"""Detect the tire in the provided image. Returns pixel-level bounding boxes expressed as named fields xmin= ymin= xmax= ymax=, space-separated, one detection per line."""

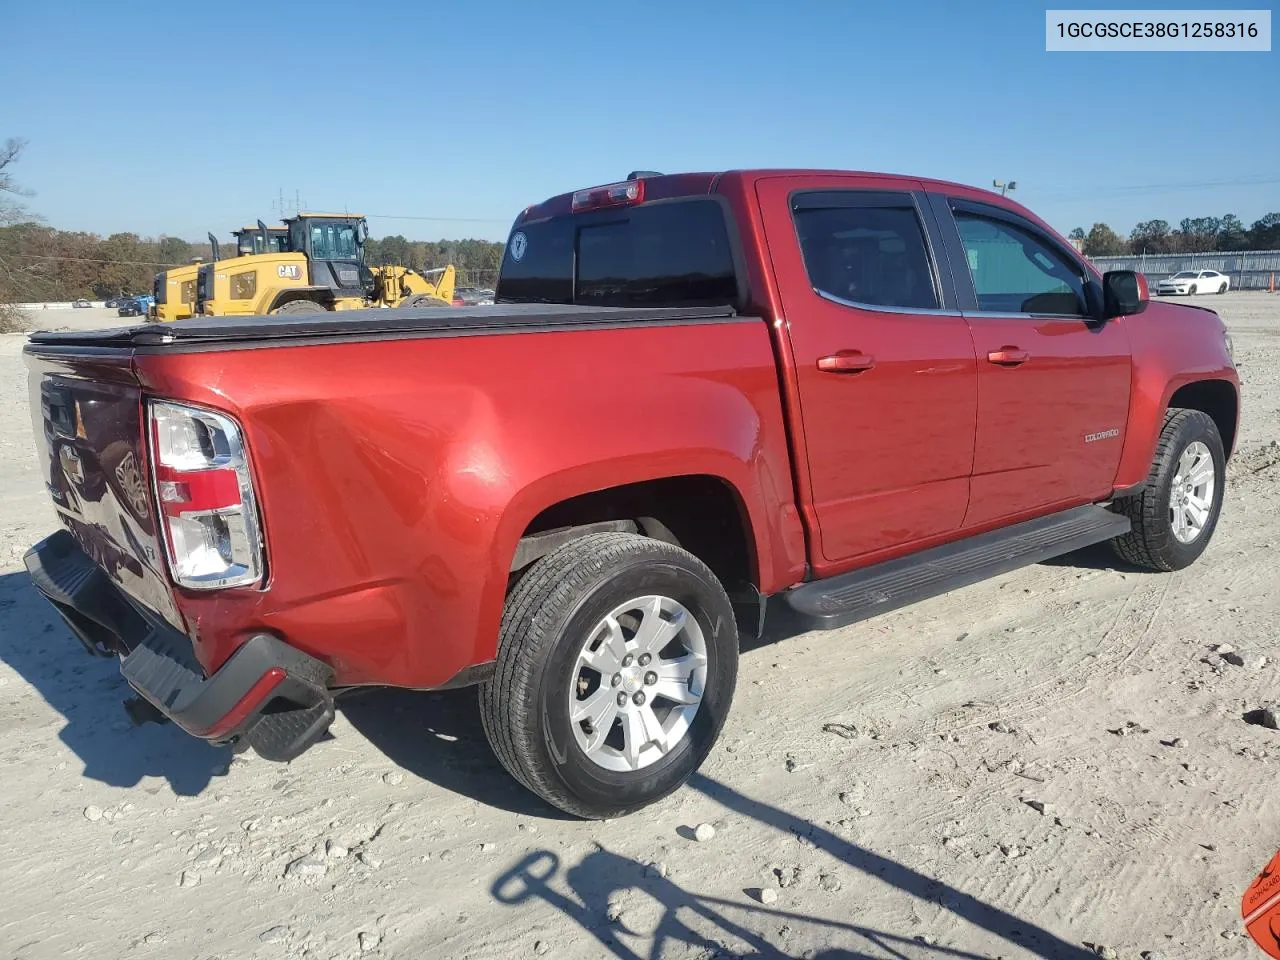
xmin=479 ymin=532 xmax=738 ymax=819
xmin=399 ymin=293 xmax=449 ymax=309
xmin=1110 ymin=409 xmax=1225 ymax=571
xmin=1188 ymin=284 xmax=1197 ymax=295
xmin=270 ymin=299 xmax=327 ymax=315
xmin=1219 ymin=283 xmax=1228 ymax=294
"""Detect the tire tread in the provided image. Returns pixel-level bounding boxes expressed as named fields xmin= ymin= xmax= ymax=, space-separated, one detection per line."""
xmin=1110 ymin=408 xmax=1221 ymax=571
xmin=479 ymin=532 xmax=730 ymax=818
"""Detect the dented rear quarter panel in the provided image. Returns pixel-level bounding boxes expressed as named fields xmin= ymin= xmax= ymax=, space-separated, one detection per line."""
xmin=133 ymin=318 xmax=802 ymax=687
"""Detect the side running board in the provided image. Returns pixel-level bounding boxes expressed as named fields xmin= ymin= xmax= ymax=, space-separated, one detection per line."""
xmin=783 ymin=504 xmax=1131 ymax=631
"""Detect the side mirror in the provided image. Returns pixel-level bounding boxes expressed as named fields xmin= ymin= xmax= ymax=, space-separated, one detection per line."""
xmin=357 ymin=220 xmax=370 ymax=244
xmin=1102 ymin=270 xmax=1148 ymax=318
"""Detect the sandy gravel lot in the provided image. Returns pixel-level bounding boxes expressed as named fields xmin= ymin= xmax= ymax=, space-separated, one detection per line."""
xmin=1 ymin=296 xmax=1279 ymax=960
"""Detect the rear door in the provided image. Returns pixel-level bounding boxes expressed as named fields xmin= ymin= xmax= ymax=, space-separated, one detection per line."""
xmin=756 ymin=176 xmax=978 ymax=566
xmin=927 ymin=194 xmax=1132 ymax=527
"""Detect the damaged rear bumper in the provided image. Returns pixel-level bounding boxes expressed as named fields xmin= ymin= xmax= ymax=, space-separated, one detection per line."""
xmin=24 ymin=530 xmax=334 ymax=761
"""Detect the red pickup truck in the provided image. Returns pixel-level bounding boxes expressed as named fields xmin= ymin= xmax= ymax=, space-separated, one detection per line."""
xmin=23 ymin=170 xmax=1239 ymax=819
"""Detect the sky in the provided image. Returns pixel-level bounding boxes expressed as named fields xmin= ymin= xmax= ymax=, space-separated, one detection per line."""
xmin=2 ymin=0 xmax=1277 ymax=244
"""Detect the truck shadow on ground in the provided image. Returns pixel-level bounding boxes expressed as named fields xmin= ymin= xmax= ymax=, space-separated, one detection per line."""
xmin=339 ymin=685 xmax=574 ymax=819
xmin=1038 ymin=541 xmax=1144 ymax=573
xmin=342 ymin=696 xmax=1098 ymax=957
xmin=0 ymin=571 xmax=231 ymax=797
xmin=492 ymin=845 xmax=987 ymax=960
xmin=486 ymin=777 xmax=1100 ymax=960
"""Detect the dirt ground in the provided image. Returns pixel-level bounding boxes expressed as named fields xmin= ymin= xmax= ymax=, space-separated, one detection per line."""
xmin=2 ymin=295 xmax=1279 ymax=960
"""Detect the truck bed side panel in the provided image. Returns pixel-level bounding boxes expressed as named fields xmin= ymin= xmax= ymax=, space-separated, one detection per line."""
xmin=132 ymin=316 xmax=800 ymax=687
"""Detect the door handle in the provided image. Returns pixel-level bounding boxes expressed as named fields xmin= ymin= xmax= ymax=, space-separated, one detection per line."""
xmin=987 ymin=347 xmax=1030 ymax=366
xmin=817 ymin=351 xmax=875 ymax=373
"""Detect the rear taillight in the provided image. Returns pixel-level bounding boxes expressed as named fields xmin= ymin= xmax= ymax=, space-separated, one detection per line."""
xmin=147 ymin=400 xmax=264 ymax=590
xmin=571 ymin=179 xmax=644 ymax=212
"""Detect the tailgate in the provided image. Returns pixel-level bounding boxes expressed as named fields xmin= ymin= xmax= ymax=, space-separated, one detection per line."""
xmin=26 ymin=346 xmax=182 ymax=631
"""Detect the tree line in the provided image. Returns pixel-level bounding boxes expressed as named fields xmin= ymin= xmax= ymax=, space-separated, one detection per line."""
xmin=1070 ymin=213 xmax=1280 ymax=258
xmin=0 ymin=224 xmax=216 ymax=302
xmin=0 ymin=223 xmax=506 ymax=303
xmin=0 ymin=139 xmax=504 ymax=309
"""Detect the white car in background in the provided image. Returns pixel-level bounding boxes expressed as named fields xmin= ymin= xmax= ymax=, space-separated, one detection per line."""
xmin=1157 ymin=269 xmax=1230 ymax=296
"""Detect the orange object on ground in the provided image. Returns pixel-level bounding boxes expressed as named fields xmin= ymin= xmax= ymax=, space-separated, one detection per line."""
xmin=1243 ymin=849 xmax=1280 ymax=956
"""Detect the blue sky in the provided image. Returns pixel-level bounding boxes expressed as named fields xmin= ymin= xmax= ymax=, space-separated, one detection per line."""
xmin=3 ymin=0 xmax=1276 ymax=243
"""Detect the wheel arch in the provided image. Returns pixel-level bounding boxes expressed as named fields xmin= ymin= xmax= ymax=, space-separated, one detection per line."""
xmin=474 ymin=466 xmax=776 ymax=665
xmin=1115 ymin=374 xmax=1240 ymax=493
xmin=1168 ymin=378 xmax=1238 ymax=459
xmin=511 ymin=473 xmax=760 ymax=591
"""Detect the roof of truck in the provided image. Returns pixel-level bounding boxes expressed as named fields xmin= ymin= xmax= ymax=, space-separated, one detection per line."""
xmin=516 ymin=169 xmax=1050 ymax=239
xmin=519 ymin=169 xmax=1027 ymax=222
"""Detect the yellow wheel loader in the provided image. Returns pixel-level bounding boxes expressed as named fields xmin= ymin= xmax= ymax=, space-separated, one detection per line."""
xmin=195 ymin=213 xmax=455 ymax=317
xmin=151 ymin=222 xmax=290 ymax=322
xmin=151 ymin=262 xmax=202 ymax=322
xmin=235 ymin=222 xmax=289 ymax=256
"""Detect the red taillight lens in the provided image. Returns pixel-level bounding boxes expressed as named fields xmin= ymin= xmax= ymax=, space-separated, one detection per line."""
xmin=570 ymin=179 xmax=644 ymax=212
xmin=148 ymin=400 xmax=264 ymax=590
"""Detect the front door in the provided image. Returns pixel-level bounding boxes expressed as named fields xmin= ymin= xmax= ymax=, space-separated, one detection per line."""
xmin=757 ymin=176 xmax=978 ymax=566
xmin=934 ymin=196 xmax=1133 ymax=528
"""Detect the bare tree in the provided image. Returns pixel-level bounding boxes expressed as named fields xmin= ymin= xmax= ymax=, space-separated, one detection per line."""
xmin=0 ymin=137 xmax=37 ymax=331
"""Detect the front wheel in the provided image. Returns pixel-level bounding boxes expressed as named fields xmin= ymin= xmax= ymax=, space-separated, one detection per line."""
xmin=1110 ymin=409 xmax=1225 ymax=571
xmin=270 ymin=299 xmax=328 ymax=315
xmin=399 ymin=293 xmax=449 ymax=309
xmin=1188 ymin=284 xmax=1198 ymax=295
xmin=479 ymin=532 xmax=738 ymax=819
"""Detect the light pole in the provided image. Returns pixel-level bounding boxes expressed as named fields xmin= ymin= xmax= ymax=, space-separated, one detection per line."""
xmin=993 ymin=179 xmax=1017 ymax=197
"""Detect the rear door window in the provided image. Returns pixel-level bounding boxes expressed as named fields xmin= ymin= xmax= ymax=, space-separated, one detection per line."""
xmin=791 ymin=192 xmax=939 ymax=310
xmin=497 ymin=199 xmax=738 ymax=307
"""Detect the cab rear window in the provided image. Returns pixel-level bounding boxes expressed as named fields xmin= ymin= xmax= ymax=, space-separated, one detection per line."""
xmin=496 ymin=199 xmax=739 ymax=307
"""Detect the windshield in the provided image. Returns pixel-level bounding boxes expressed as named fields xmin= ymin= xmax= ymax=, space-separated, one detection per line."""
xmin=1172 ymin=271 xmax=1198 ymax=279
xmin=236 ymin=233 xmax=287 ymax=256
xmin=496 ymin=199 xmax=738 ymax=307
xmin=309 ymin=222 xmax=361 ymax=261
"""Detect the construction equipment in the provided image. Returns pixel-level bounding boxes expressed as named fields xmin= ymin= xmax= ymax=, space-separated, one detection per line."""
xmin=151 ymin=261 xmax=202 ymax=322
xmin=235 ymin=221 xmax=289 ymax=256
xmin=195 ymin=212 xmax=455 ymax=316
xmin=151 ymin=221 xmax=290 ymax=322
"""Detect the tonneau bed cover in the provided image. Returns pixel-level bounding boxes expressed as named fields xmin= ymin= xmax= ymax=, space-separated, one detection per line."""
xmin=26 ymin=303 xmax=744 ymax=349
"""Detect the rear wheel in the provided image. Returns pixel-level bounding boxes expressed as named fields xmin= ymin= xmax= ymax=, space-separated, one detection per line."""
xmin=479 ymin=532 xmax=738 ymax=819
xmin=399 ymin=293 xmax=449 ymax=309
xmin=1110 ymin=409 xmax=1225 ymax=571
xmin=1218 ymin=282 xmax=1228 ymax=294
xmin=270 ymin=299 xmax=327 ymax=315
